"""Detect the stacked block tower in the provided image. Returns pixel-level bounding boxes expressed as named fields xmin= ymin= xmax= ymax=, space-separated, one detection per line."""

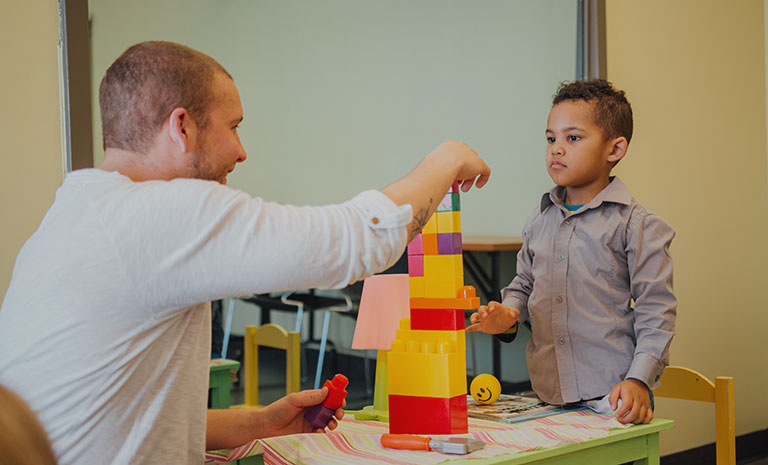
xmin=387 ymin=181 xmax=480 ymax=434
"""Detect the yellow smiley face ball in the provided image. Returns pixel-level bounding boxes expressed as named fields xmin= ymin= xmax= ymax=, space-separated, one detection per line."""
xmin=470 ymin=373 xmax=501 ymax=404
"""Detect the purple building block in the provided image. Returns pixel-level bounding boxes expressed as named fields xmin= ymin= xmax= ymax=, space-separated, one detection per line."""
xmin=437 ymin=232 xmax=462 ymax=255
xmin=304 ymin=404 xmax=336 ymax=429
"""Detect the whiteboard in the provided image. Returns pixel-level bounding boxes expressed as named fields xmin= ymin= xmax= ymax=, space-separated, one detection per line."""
xmin=90 ymin=0 xmax=578 ymax=235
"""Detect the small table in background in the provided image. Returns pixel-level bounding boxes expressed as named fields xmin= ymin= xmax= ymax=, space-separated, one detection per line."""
xmin=462 ymin=235 xmax=524 ymax=381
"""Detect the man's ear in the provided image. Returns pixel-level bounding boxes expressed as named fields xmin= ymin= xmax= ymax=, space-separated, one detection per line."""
xmin=607 ymin=136 xmax=628 ymax=164
xmin=167 ymin=107 xmax=193 ymax=153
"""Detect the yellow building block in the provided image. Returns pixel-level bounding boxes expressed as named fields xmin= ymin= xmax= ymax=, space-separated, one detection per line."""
xmin=436 ymin=211 xmax=462 ymax=233
xmin=388 ymin=326 xmax=467 ymax=398
xmin=424 ymin=280 xmax=456 ymax=299
xmin=388 ymin=350 xmax=466 ymax=398
xmin=422 ymin=213 xmax=437 ymax=234
xmin=409 ymin=276 xmax=425 ymax=298
xmin=424 ymin=255 xmax=463 ymax=296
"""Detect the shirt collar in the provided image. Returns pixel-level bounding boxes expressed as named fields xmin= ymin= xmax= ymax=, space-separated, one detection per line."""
xmin=540 ymin=176 xmax=632 ymax=213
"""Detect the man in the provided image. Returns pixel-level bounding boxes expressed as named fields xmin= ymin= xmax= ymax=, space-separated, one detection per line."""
xmin=0 ymin=41 xmax=490 ymax=464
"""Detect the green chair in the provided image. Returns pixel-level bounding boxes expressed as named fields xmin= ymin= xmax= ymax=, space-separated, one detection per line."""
xmin=209 ymin=358 xmax=240 ymax=409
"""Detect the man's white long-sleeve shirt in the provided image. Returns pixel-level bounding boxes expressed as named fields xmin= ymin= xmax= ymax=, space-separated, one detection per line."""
xmin=0 ymin=168 xmax=411 ymax=464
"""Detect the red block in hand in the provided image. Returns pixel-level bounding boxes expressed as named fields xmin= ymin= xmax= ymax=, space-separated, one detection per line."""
xmin=321 ymin=374 xmax=348 ymax=410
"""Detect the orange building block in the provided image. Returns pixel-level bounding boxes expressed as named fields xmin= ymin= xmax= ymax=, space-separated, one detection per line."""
xmin=410 ymin=286 xmax=480 ymax=309
xmin=410 ymin=296 xmax=479 ymax=309
xmin=422 ymin=233 xmax=439 ymax=255
xmin=388 ymin=394 xmax=468 ymax=434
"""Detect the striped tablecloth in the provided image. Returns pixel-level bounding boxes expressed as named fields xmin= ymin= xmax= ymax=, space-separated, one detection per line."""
xmin=205 ymin=409 xmax=630 ymax=465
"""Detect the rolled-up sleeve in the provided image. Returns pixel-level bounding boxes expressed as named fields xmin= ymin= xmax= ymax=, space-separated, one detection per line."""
xmin=112 ymin=182 xmax=413 ymax=311
xmin=624 ymin=211 xmax=677 ymax=389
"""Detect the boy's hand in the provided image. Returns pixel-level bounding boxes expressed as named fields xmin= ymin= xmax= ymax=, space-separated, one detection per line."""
xmin=466 ymin=301 xmax=519 ymax=334
xmin=609 ymin=379 xmax=653 ymax=425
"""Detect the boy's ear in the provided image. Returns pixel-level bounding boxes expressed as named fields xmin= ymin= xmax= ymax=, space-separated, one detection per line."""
xmin=607 ymin=136 xmax=628 ymax=164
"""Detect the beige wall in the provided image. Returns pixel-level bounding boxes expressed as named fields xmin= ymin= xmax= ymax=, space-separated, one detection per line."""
xmin=0 ymin=1 xmax=64 ymax=299
xmin=607 ymin=0 xmax=768 ymax=456
xmin=4 ymin=0 xmax=768 ymax=457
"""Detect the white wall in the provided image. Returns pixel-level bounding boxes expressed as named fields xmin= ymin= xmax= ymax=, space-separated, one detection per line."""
xmin=88 ymin=0 xmax=578 ymax=383
xmin=89 ymin=0 xmax=576 ymax=235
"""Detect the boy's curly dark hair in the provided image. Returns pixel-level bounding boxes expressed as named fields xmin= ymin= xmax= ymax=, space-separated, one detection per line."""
xmin=553 ymin=79 xmax=633 ymax=143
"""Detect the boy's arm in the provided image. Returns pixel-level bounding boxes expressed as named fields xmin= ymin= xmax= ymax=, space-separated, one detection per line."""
xmin=624 ymin=211 xmax=677 ymax=390
xmin=499 ymin=221 xmax=535 ymax=327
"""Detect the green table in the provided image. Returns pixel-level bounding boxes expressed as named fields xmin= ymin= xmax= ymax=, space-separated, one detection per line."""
xmin=447 ymin=418 xmax=674 ymax=465
xmin=216 ymin=418 xmax=673 ymax=465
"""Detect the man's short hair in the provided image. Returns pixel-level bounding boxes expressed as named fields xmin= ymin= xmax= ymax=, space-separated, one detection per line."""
xmin=99 ymin=41 xmax=231 ymax=153
xmin=552 ymin=79 xmax=633 ymax=143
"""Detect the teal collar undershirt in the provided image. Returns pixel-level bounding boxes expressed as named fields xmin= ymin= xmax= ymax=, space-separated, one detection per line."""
xmin=563 ymin=203 xmax=584 ymax=212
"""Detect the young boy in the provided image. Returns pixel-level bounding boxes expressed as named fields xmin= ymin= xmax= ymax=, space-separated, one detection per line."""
xmin=467 ymin=79 xmax=676 ymax=425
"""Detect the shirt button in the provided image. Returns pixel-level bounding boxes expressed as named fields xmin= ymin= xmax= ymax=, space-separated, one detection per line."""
xmin=558 ymin=337 xmax=565 ymax=345
xmin=565 ymin=218 xmax=571 ymax=225
xmin=556 ymin=296 xmax=563 ymax=304
xmin=371 ymin=217 xmax=380 ymax=225
xmin=557 ymin=253 xmax=565 ymax=261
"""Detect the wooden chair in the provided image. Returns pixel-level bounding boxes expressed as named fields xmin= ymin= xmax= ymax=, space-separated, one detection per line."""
xmin=238 ymin=323 xmax=300 ymax=408
xmin=654 ymin=366 xmax=735 ymax=465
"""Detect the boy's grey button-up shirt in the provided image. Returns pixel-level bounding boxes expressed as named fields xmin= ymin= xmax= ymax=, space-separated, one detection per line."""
xmin=501 ymin=177 xmax=676 ymax=405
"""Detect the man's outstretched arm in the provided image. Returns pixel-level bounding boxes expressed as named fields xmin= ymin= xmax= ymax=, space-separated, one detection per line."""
xmin=205 ymin=388 xmax=343 ymax=450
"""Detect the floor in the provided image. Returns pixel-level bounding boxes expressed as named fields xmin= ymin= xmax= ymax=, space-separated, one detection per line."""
xmin=742 ymin=459 xmax=768 ymax=465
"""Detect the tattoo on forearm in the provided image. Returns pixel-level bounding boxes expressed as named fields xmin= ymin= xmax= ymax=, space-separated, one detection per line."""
xmin=409 ymin=197 xmax=433 ymax=238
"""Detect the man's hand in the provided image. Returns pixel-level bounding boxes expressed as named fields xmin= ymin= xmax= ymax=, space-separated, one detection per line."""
xmin=427 ymin=139 xmax=491 ymax=192
xmin=609 ymin=379 xmax=653 ymax=424
xmin=206 ymin=387 xmax=347 ymax=450
xmin=259 ymin=387 xmax=345 ymax=438
xmin=466 ymin=301 xmax=519 ymax=334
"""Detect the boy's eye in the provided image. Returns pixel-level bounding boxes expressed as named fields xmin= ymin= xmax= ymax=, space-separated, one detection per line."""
xmin=568 ymin=135 xmax=581 ymax=142
xmin=546 ymin=136 xmax=556 ymax=143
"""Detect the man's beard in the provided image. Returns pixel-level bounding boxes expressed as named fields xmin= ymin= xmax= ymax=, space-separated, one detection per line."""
xmin=190 ymin=136 xmax=228 ymax=184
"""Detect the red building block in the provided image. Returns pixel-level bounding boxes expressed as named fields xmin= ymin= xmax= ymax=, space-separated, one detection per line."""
xmin=410 ymin=308 xmax=465 ymax=330
xmin=321 ymin=374 xmax=348 ymax=410
xmin=388 ymin=394 xmax=468 ymax=434
xmin=304 ymin=374 xmax=348 ymax=429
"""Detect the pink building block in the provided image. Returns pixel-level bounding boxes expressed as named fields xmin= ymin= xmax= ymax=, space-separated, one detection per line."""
xmin=407 ymin=235 xmax=423 ymax=256
xmin=408 ymin=255 xmax=424 ymax=277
